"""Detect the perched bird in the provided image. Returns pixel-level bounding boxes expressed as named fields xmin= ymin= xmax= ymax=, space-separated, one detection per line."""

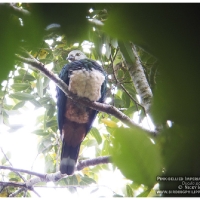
xmin=56 ymin=50 xmax=107 ymax=175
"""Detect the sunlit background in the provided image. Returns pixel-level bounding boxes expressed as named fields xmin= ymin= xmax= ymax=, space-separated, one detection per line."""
xmin=0 ymin=37 xmax=156 ymax=197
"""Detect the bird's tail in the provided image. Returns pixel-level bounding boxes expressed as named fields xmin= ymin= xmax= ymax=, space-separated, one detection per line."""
xmin=60 ymin=141 xmax=80 ymax=175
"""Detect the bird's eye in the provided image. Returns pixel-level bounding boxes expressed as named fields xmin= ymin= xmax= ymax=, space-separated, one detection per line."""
xmin=76 ymin=53 xmax=81 ymax=56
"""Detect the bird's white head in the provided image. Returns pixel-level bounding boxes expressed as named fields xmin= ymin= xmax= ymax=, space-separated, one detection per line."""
xmin=67 ymin=50 xmax=87 ymax=62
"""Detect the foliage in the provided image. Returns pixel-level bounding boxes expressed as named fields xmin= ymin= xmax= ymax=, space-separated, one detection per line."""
xmin=1 ymin=2 xmax=200 ymax=198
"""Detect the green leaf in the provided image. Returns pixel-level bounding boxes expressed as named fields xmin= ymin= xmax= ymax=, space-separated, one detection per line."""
xmin=9 ymin=92 xmax=34 ymax=101
xmin=32 ymin=129 xmax=49 ymax=136
xmin=3 ymin=110 xmax=9 ymax=118
xmin=29 ymin=99 xmax=42 ymax=107
xmin=137 ymin=188 xmax=151 ymax=197
xmin=11 ymin=83 xmax=30 ymax=91
xmin=38 ymin=97 xmax=52 ymax=105
xmin=65 ymin=175 xmax=78 ymax=185
xmin=12 ymin=101 xmax=25 ymax=110
xmin=80 ymin=176 xmax=96 ymax=185
xmin=8 ymin=171 xmax=19 ymax=180
xmin=113 ymin=194 xmax=124 ymax=197
xmin=45 ymin=154 xmax=55 ymax=173
xmin=13 ymin=74 xmax=35 ymax=82
xmin=1 ymin=151 xmax=11 ymax=165
xmin=113 ymin=50 xmax=122 ymax=66
xmin=85 ymin=139 xmax=96 ymax=147
xmin=0 ymin=90 xmax=5 ymax=97
xmin=117 ymin=69 xmax=124 ymax=80
xmin=105 ymin=42 xmax=111 ymax=59
xmin=111 ymin=127 xmax=162 ymax=187
xmin=102 ymin=139 xmax=110 ymax=156
xmin=9 ymin=178 xmax=20 ymax=182
xmin=90 ymin=127 xmax=102 ymax=145
xmin=126 ymin=184 xmax=133 ymax=197
xmin=92 ymin=32 xmax=103 ymax=59
xmin=123 ymin=83 xmax=136 ymax=98
xmin=46 ymin=105 xmax=56 ymax=120
xmin=118 ymin=41 xmax=135 ymax=64
xmin=111 ymin=38 xmax=118 ymax=48
xmin=122 ymin=92 xmax=130 ymax=108
xmin=43 ymin=76 xmax=50 ymax=89
xmin=46 ymin=120 xmax=58 ymax=128
xmin=114 ymin=94 xmax=125 ymax=108
xmin=36 ymin=75 xmax=43 ymax=98
xmin=123 ymin=106 xmax=136 ymax=118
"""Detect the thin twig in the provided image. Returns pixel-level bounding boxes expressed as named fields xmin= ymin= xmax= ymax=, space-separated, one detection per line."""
xmin=9 ymin=188 xmax=25 ymax=197
xmin=110 ymin=48 xmax=141 ymax=111
xmin=0 ymin=165 xmax=47 ymax=179
xmin=0 ymin=147 xmax=26 ymax=182
xmin=31 ymin=188 xmax=41 ymax=197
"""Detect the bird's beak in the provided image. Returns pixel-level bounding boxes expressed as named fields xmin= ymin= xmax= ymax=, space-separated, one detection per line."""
xmin=67 ymin=55 xmax=75 ymax=62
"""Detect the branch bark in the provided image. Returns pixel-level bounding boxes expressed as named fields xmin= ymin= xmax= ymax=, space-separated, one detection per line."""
xmin=15 ymin=53 xmax=155 ymax=135
xmin=76 ymin=156 xmax=111 ymax=171
xmin=128 ymin=44 xmax=153 ymax=114
xmin=9 ymin=188 xmax=26 ymax=197
xmin=0 ymin=156 xmax=112 ymax=192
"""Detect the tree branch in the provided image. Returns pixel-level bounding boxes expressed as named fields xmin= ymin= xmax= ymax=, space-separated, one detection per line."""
xmin=9 ymin=188 xmax=26 ymax=197
xmin=76 ymin=156 xmax=111 ymax=171
xmin=15 ymin=53 xmax=155 ymax=135
xmin=0 ymin=181 xmax=26 ymax=188
xmin=0 ymin=165 xmax=47 ymax=179
xmin=128 ymin=44 xmax=153 ymax=114
xmin=0 ymin=181 xmax=40 ymax=197
xmin=0 ymin=156 xmax=113 ymax=192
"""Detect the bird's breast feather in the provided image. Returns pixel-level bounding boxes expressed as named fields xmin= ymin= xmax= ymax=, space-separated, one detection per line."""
xmin=69 ymin=68 xmax=105 ymax=101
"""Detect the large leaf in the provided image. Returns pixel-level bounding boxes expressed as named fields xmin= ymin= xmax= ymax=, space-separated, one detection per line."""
xmin=9 ymin=92 xmax=34 ymax=101
xmin=11 ymin=83 xmax=30 ymax=91
xmin=118 ymin=41 xmax=135 ymax=65
xmin=65 ymin=175 xmax=78 ymax=185
xmin=126 ymin=184 xmax=133 ymax=197
xmin=0 ymin=90 xmax=4 ymax=97
xmin=43 ymin=76 xmax=50 ymax=89
xmin=102 ymin=139 xmax=111 ymax=156
xmin=80 ymin=176 xmax=96 ymax=185
xmin=90 ymin=127 xmax=102 ymax=145
xmin=122 ymin=91 xmax=130 ymax=108
xmin=12 ymin=101 xmax=25 ymax=110
xmin=45 ymin=154 xmax=55 ymax=173
xmin=46 ymin=120 xmax=58 ymax=128
xmin=111 ymin=127 xmax=162 ymax=187
xmin=36 ymin=75 xmax=43 ymax=98
xmin=46 ymin=105 xmax=56 ymax=120
xmin=38 ymin=97 xmax=52 ymax=105
xmin=32 ymin=129 xmax=49 ymax=136
xmin=13 ymin=74 xmax=35 ymax=82
xmin=29 ymin=99 xmax=42 ymax=107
